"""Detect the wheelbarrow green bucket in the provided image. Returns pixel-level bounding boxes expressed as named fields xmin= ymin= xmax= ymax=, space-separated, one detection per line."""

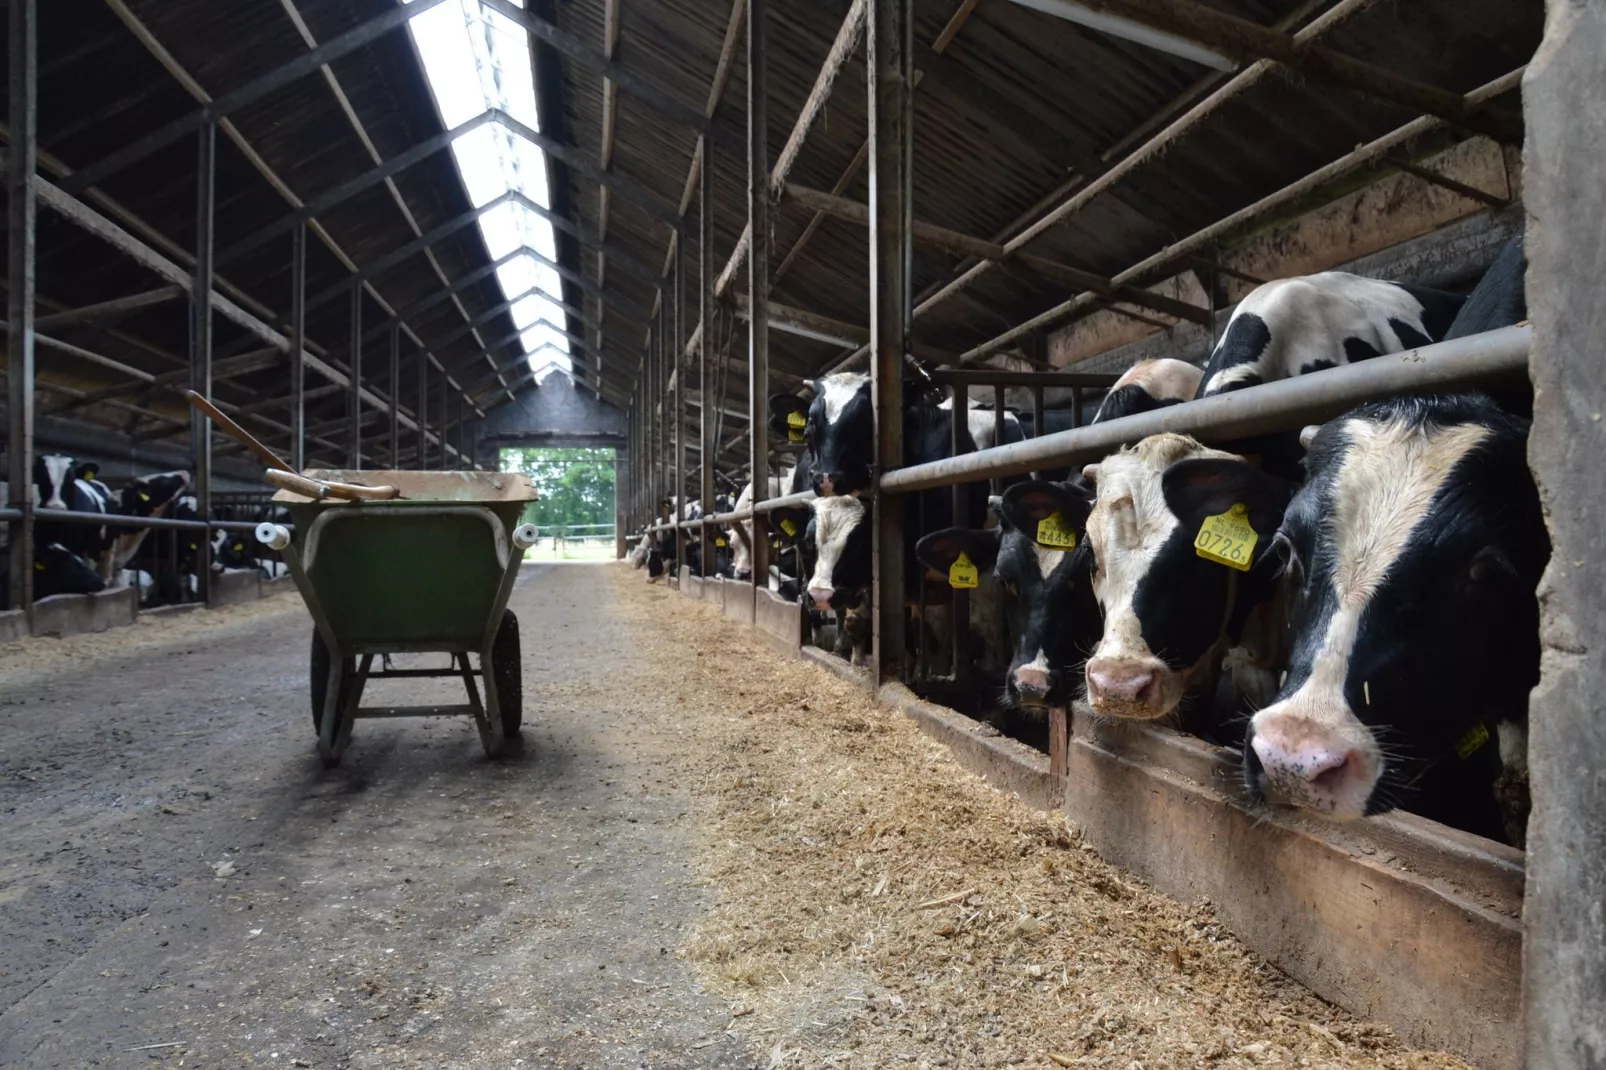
xmin=264 ymin=469 xmax=538 ymax=765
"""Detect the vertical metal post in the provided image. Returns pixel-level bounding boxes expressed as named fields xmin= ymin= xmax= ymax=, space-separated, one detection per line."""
xmin=289 ymin=222 xmax=306 ymax=473
xmin=868 ymin=0 xmax=911 ymax=686
xmin=949 ymin=384 xmax=969 ymax=685
xmin=416 ymin=352 xmax=428 ymax=469
xmin=190 ymin=120 xmax=216 ymax=605
xmin=388 ymin=325 xmax=400 ymax=470
xmin=1031 ymin=385 xmax=1045 ymax=479
xmin=1072 ymin=385 xmax=1083 ymax=429
xmin=674 ymin=242 xmax=686 ymax=576
xmin=747 ymin=0 xmax=771 ymax=605
xmin=5 ymin=0 xmax=37 ymax=626
xmin=698 ymin=150 xmax=714 ymax=590
xmin=992 ymin=385 xmax=1005 ymax=496
xmin=348 ymin=286 xmax=362 ymax=469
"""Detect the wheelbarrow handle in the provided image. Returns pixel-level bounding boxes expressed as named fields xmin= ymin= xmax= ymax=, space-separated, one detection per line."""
xmin=264 ymin=469 xmax=400 ymax=502
xmin=184 ymin=390 xmax=295 ymax=472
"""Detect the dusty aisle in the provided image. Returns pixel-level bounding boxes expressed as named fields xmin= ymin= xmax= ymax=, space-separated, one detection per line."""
xmin=0 ymin=562 xmax=1476 ymax=1070
xmin=0 ymin=564 xmax=754 ymax=1069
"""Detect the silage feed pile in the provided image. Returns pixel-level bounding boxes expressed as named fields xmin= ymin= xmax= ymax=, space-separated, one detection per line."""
xmin=608 ymin=569 xmax=1470 ymax=1070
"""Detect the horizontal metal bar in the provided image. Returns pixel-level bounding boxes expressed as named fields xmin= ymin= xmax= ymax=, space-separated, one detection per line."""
xmin=365 ymin=668 xmax=465 ymax=679
xmin=881 ymin=326 xmax=1530 ymax=493
xmin=355 ymin=704 xmax=478 ymax=719
xmin=648 ymin=489 xmax=817 ymax=532
xmin=30 ymin=509 xmax=293 ymax=534
xmin=927 ymin=369 xmax=1123 ymax=388
xmin=0 ymin=508 xmax=21 ymax=521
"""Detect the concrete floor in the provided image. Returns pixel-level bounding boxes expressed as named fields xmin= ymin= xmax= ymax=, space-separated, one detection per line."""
xmin=0 ymin=564 xmax=754 ymax=1069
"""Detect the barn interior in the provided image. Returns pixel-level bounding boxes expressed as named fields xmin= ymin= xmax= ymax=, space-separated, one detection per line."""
xmin=2 ymin=0 xmax=1600 ymax=1067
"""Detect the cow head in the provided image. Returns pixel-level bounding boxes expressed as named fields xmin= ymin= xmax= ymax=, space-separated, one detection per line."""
xmin=119 ymin=471 xmax=190 ymax=518
xmin=34 ymin=543 xmax=106 ymax=598
xmin=771 ymin=373 xmax=874 ymax=498
xmin=1080 ymin=434 xmax=1294 ymax=721
xmin=802 ymin=494 xmax=872 ymax=611
xmin=33 ymin=454 xmax=76 ymax=510
xmin=1243 ymin=395 xmax=1546 ymax=823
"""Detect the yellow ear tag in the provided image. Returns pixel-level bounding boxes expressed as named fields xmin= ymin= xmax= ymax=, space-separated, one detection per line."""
xmin=139 ymin=492 xmax=150 ymax=502
xmin=715 ymin=536 xmax=727 ymax=548
xmin=1035 ymin=511 xmax=1077 ymax=550
xmin=787 ymin=410 xmax=806 ymax=444
xmin=1455 ymin=721 xmax=1491 ymax=760
xmin=948 ymin=551 xmax=979 ymax=589
xmin=1194 ymin=503 xmax=1257 ymax=571
xmin=34 ymin=561 xmax=45 ymax=572
xmin=779 ymin=518 xmax=798 ymax=537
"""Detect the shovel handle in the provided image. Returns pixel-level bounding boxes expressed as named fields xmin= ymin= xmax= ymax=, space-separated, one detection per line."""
xmin=263 ymin=469 xmax=399 ymax=502
xmin=185 ymin=390 xmax=294 ymax=472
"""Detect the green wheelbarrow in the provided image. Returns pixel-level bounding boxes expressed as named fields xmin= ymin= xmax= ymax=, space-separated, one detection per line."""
xmin=256 ymin=470 xmax=540 ymax=766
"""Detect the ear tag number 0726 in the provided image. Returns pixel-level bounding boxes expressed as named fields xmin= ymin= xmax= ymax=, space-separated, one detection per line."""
xmin=1194 ymin=503 xmax=1257 ymax=571
xmin=948 ymin=551 xmax=979 ymax=589
xmin=787 ymin=410 xmax=806 ymax=444
xmin=1035 ymin=511 xmax=1077 ymax=550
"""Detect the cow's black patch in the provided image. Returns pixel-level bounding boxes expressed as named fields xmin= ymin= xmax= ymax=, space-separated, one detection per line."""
xmin=1444 ymin=234 xmax=1526 ymax=340
xmin=1342 ymin=336 xmax=1380 ymax=363
xmin=1388 ymin=317 xmax=1434 ymax=350
xmin=1095 ymin=386 xmax=1186 ymax=424
xmin=1300 ymin=359 xmax=1338 ymax=376
xmin=1398 ymin=284 xmax=1467 ymax=341
xmin=1202 ymin=313 xmax=1271 ymax=377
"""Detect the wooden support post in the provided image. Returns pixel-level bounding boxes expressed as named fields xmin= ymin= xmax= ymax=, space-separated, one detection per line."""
xmin=416 ymin=351 xmax=428 ymax=469
xmin=289 ymin=222 xmax=306 ymax=472
xmin=1048 ymin=706 xmax=1069 ymax=782
xmin=6 ymin=0 xmax=36 ymax=626
xmin=699 ymin=149 xmax=715 ymax=588
xmin=190 ymin=121 xmax=216 ymax=605
xmin=868 ymin=0 xmax=910 ymax=687
xmin=747 ymin=0 xmax=771 ymax=606
xmin=674 ymin=240 xmax=686 ymax=567
xmin=348 ymin=285 xmax=363 ymax=469
xmin=388 ymin=325 xmax=400 ymax=470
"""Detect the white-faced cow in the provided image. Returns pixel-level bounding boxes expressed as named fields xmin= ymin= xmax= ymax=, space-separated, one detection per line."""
xmin=1243 ymin=393 xmax=1544 ymax=845
xmin=1077 ymin=433 xmax=1295 ymax=737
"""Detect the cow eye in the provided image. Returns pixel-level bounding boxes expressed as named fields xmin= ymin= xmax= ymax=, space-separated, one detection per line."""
xmin=1466 ymin=547 xmax=1514 ymax=588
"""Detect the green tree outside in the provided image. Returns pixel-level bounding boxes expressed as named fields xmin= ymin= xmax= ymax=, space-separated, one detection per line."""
xmin=500 ymin=447 xmax=617 ymax=532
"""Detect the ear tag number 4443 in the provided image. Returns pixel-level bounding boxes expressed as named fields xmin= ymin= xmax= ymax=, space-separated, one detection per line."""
xmin=949 ymin=551 xmax=979 ymax=589
xmin=787 ymin=410 xmax=806 ymax=444
xmin=1036 ymin=510 xmax=1077 ymax=550
xmin=1194 ymin=503 xmax=1257 ymax=571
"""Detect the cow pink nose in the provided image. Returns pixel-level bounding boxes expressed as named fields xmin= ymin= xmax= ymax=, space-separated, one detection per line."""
xmin=808 ymin=587 xmax=834 ymax=609
xmin=1013 ymin=665 xmax=1052 ymax=696
xmin=1085 ymin=659 xmax=1161 ymax=713
xmin=1250 ymin=721 xmax=1367 ymax=815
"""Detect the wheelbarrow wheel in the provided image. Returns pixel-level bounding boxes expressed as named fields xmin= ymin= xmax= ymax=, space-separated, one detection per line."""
xmin=310 ymin=630 xmax=356 ymax=766
xmin=491 ymin=609 xmax=523 ymax=734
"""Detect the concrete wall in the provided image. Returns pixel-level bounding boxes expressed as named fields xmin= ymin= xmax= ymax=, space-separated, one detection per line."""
xmin=1522 ymin=4 xmax=1606 ymax=1066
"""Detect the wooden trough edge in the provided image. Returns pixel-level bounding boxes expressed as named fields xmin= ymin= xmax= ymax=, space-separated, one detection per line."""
xmin=664 ymin=569 xmax=1523 ymax=1070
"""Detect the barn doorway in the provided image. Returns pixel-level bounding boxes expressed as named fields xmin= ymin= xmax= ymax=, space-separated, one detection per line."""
xmin=500 ymin=447 xmax=617 ymax=562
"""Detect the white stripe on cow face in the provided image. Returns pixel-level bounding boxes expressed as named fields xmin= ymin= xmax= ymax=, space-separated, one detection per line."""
xmin=806 ymin=494 xmax=865 ymax=605
xmin=818 ymin=372 xmax=869 ymax=424
xmin=1031 ymin=543 xmax=1065 ymax=580
xmin=1248 ymin=416 xmax=1492 ymax=818
xmin=41 ymin=455 xmax=73 ymax=509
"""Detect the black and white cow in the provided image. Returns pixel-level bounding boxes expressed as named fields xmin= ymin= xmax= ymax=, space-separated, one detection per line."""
xmin=1242 ymin=393 xmax=1544 ymax=845
xmin=32 ymin=543 xmax=107 ymax=599
xmin=1076 ymin=433 xmax=1296 ymax=736
xmin=34 ymin=455 xmax=190 ymax=582
xmin=1093 ymin=358 xmax=1204 ymax=424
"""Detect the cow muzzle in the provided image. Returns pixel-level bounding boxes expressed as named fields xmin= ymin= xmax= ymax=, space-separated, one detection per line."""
xmin=1084 ymin=656 xmax=1171 ymax=719
xmin=1011 ymin=664 xmax=1056 ymax=706
xmin=1244 ymin=710 xmax=1378 ymax=820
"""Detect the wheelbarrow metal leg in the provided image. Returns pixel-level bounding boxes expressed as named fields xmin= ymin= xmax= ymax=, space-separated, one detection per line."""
xmin=458 ymin=652 xmax=505 ymax=758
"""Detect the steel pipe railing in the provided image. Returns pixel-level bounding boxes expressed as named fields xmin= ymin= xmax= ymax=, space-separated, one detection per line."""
xmin=881 ymin=326 xmax=1529 ymax=493
xmin=645 ymin=489 xmax=816 ymax=533
xmin=25 ymin=508 xmax=287 ymax=534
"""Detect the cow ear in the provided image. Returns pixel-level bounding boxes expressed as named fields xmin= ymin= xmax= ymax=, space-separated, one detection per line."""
xmin=915 ymin=527 xmax=1001 ymax=575
xmin=1161 ymin=458 xmax=1296 ymax=542
xmin=769 ymin=506 xmax=810 ymax=544
xmin=769 ymin=393 xmax=809 ymax=440
xmin=1000 ymin=480 xmax=1093 ymax=542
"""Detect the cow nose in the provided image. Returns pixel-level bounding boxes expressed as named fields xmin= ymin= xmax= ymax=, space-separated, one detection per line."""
xmin=813 ymin=472 xmax=838 ymax=497
xmin=1013 ymin=665 xmax=1053 ymax=699
xmin=1248 ymin=714 xmax=1371 ymax=818
xmin=1084 ymin=658 xmax=1162 ymax=716
xmin=808 ymin=586 xmax=834 ymax=610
